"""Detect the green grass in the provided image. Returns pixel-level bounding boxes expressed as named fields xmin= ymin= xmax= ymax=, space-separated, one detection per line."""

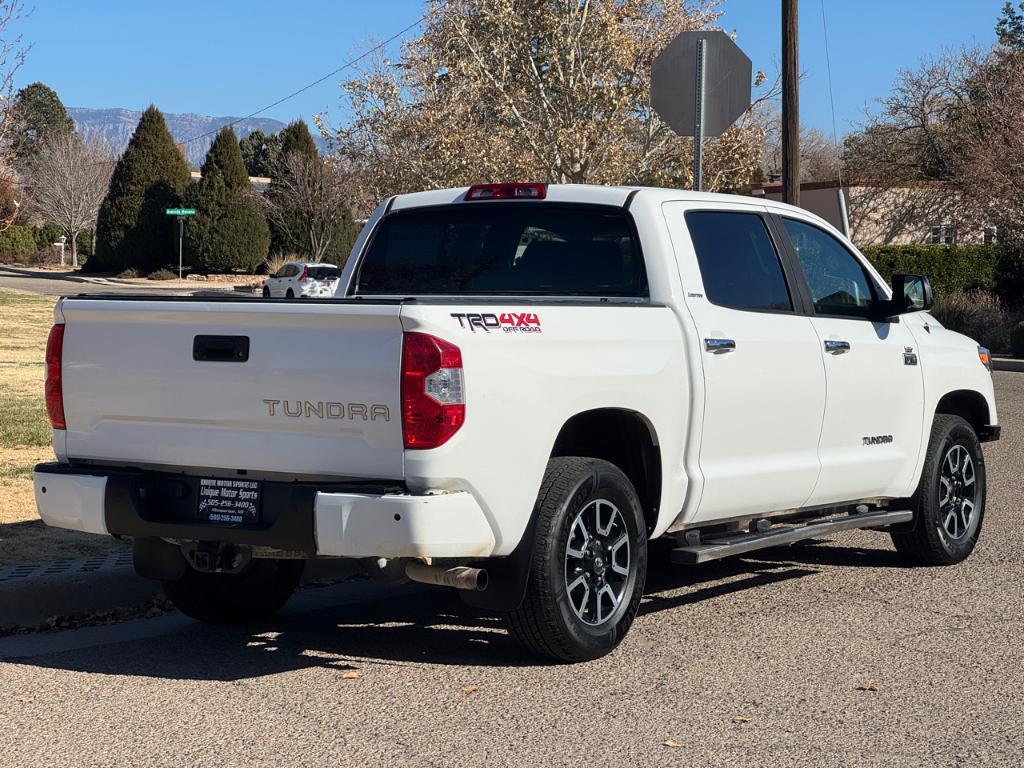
xmin=0 ymin=394 xmax=50 ymax=448
xmin=0 ymin=463 xmax=36 ymax=480
xmin=0 ymin=290 xmax=51 ymax=308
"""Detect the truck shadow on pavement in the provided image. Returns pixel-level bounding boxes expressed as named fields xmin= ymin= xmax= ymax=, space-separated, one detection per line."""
xmin=5 ymin=538 xmax=901 ymax=679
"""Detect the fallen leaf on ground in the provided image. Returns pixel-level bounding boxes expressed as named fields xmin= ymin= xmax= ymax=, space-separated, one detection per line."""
xmin=341 ymin=670 xmax=362 ymax=680
xmin=16 ymin=695 xmax=34 ymax=703
xmin=462 ymin=685 xmax=480 ymax=694
xmin=662 ymin=739 xmax=682 ymax=748
xmin=857 ymin=681 xmax=879 ymax=692
xmin=732 ymin=716 xmax=751 ymax=724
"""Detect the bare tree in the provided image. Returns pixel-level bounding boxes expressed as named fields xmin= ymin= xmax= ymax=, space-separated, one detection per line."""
xmin=761 ymin=110 xmax=842 ymax=182
xmin=324 ymin=0 xmax=775 ymax=199
xmin=951 ymin=49 xmax=1024 ymax=239
xmin=0 ymin=0 xmax=28 ymax=231
xmin=264 ymin=151 xmax=353 ymax=262
xmin=26 ymin=133 xmax=114 ymax=267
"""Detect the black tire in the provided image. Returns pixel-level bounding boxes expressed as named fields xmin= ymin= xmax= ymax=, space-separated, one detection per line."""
xmin=285 ymin=288 xmax=294 ymax=298
xmin=262 ymin=286 xmax=270 ymax=298
xmin=162 ymin=558 xmax=305 ymax=624
xmin=503 ymin=457 xmax=647 ymax=662
xmin=891 ymin=414 xmax=986 ymax=565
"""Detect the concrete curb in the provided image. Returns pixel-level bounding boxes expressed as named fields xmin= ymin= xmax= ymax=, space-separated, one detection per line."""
xmin=0 ymin=553 xmax=359 ymax=630
xmin=993 ymin=357 xmax=1024 ymax=373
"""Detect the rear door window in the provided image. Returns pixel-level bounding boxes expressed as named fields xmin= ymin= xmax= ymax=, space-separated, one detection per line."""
xmin=685 ymin=211 xmax=793 ymax=312
xmin=353 ymin=204 xmax=646 ymax=297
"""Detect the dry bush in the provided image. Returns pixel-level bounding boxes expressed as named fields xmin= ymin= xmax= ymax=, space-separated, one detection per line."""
xmin=931 ymin=289 xmax=1021 ymax=354
xmin=263 ymin=253 xmax=299 ymax=276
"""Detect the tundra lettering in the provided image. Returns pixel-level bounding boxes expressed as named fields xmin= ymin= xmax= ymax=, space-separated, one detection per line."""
xmin=263 ymin=399 xmax=390 ymax=422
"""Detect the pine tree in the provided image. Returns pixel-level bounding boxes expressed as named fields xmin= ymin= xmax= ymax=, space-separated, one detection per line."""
xmin=278 ymin=119 xmax=318 ymax=161
xmin=184 ymin=127 xmax=270 ymax=273
xmin=92 ymin=106 xmax=191 ymax=272
xmin=239 ymin=129 xmax=280 ymax=177
xmin=202 ymin=126 xmax=250 ymax=189
xmin=10 ymin=83 xmax=74 ymax=168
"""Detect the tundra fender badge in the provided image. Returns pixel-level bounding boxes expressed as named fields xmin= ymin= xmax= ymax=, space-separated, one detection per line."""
xmin=862 ymin=435 xmax=893 ymax=446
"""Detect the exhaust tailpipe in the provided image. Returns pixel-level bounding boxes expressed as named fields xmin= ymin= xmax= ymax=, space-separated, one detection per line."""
xmin=404 ymin=562 xmax=488 ymax=592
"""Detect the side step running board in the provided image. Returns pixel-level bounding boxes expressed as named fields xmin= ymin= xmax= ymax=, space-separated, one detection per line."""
xmin=670 ymin=509 xmax=914 ymax=565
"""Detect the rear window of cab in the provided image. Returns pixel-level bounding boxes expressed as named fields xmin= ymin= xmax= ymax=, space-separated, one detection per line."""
xmin=352 ymin=203 xmax=647 ymax=297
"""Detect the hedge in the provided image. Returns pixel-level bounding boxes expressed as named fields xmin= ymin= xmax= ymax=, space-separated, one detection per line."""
xmin=860 ymin=244 xmax=998 ymax=299
xmin=0 ymin=224 xmax=38 ymax=260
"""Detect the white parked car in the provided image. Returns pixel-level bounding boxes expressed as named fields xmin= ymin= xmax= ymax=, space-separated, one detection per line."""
xmin=35 ymin=183 xmax=999 ymax=662
xmin=262 ymin=262 xmax=341 ymax=298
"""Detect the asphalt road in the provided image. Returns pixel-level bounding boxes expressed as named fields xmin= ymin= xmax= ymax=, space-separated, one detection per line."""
xmin=1 ymin=375 xmax=1021 ymax=767
xmin=0 ymin=268 xmax=237 ymax=297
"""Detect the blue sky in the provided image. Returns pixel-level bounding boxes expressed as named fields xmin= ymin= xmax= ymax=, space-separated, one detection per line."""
xmin=16 ymin=0 xmax=1003 ymax=137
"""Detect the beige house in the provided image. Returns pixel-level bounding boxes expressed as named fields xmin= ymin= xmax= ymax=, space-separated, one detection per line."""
xmin=751 ymin=180 xmax=997 ymax=247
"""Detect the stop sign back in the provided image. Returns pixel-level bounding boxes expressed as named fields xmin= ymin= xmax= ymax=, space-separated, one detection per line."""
xmin=651 ymin=30 xmax=752 ymax=138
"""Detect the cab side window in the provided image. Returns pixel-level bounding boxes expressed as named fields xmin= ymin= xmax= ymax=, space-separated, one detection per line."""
xmin=685 ymin=211 xmax=793 ymax=312
xmin=782 ymin=219 xmax=879 ymax=319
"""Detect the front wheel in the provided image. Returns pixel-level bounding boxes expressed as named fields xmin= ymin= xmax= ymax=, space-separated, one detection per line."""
xmin=162 ymin=558 xmax=304 ymax=623
xmin=503 ymin=457 xmax=647 ymax=662
xmin=262 ymin=286 xmax=270 ymax=298
xmin=891 ymin=414 xmax=986 ymax=565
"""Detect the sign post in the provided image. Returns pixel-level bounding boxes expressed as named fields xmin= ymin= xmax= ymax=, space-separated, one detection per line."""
xmin=651 ymin=31 xmax=752 ymax=191
xmin=165 ymin=207 xmax=196 ymax=280
xmin=692 ymin=38 xmax=707 ymax=191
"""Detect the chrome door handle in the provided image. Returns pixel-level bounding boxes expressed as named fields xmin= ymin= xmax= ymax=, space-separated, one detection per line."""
xmin=824 ymin=340 xmax=851 ymax=354
xmin=704 ymin=338 xmax=736 ymax=353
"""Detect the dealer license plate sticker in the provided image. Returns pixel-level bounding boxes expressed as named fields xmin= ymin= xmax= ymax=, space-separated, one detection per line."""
xmin=197 ymin=478 xmax=261 ymax=524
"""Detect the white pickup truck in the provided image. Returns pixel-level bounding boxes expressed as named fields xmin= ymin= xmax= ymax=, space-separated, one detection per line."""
xmin=35 ymin=183 xmax=999 ymax=661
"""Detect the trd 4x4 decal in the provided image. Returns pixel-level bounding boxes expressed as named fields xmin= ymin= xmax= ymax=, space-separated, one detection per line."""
xmin=451 ymin=312 xmax=542 ymax=334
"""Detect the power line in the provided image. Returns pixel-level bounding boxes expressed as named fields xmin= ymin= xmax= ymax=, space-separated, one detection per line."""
xmin=181 ymin=10 xmax=431 ymax=146
xmin=819 ymin=0 xmax=842 ymax=187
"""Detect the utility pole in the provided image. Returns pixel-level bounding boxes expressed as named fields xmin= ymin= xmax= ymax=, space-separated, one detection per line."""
xmin=782 ymin=0 xmax=800 ymax=206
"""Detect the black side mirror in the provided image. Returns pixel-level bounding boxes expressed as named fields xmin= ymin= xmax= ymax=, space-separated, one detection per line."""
xmin=889 ymin=273 xmax=933 ymax=314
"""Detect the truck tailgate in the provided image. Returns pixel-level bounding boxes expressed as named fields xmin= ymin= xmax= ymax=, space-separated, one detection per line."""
xmin=58 ymin=298 xmax=404 ymax=479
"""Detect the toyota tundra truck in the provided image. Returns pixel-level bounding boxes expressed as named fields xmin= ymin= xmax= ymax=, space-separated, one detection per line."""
xmin=34 ymin=183 xmax=999 ymax=661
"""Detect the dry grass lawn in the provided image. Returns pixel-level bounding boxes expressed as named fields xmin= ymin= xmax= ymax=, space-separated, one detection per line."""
xmin=0 ymin=288 xmax=127 ymax=564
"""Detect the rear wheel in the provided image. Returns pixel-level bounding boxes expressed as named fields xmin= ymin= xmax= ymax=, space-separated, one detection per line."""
xmin=262 ymin=286 xmax=270 ymax=298
xmin=162 ymin=558 xmax=304 ymax=624
xmin=891 ymin=414 xmax=986 ymax=565
xmin=285 ymin=288 xmax=294 ymax=298
xmin=503 ymin=457 xmax=647 ymax=662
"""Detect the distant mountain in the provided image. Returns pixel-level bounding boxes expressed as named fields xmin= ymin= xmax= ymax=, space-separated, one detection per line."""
xmin=68 ymin=107 xmax=327 ymax=167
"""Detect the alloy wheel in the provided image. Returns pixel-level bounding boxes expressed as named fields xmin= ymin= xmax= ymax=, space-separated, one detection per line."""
xmin=564 ymin=499 xmax=631 ymax=626
xmin=938 ymin=445 xmax=977 ymax=540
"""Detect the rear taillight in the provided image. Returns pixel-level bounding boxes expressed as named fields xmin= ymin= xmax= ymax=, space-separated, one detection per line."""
xmin=465 ymin=183 xmax=546 ymax=201
xmin=299 ymin=266 xmax=309 ymax=281
xmin=401 ymin=332 xmax=465 ymax=449
xmin=45 ymin=323 xmax=65 ymax=430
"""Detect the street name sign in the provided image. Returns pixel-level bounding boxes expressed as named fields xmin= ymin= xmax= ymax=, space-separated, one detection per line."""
xmin=165 ymin=207 xmax=196 ymax=216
